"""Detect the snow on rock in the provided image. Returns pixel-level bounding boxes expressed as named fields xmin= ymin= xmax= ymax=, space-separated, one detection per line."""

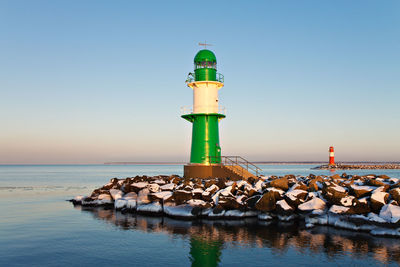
xmin=187 ymin=199 xmax=207 ymax=206
xmin=109 ymin=189 xmax=123 ymax=200
xmin=131 ymin=182 xmax=148 ymax=191
xmin=137 ymin=202 xmax=162 ymax=213
xmin=115 ymin=198 xmax=128 ymax=210
xmin=163 ymin=204 xmax=195 ymax=218
xmin=379 ymin=204 xmax=400 ymax=223
xmin=254 ymin=179 xmax=264 ymax=192
xmin=298 ymin=197 xmax=326 ymax=211
xmin=329 ymin=205 xmax=350 ymax=214
xmin=151 ymin=191 xmax=173 ymax=201
xmin=148 ymin=184 xmax=160 ymax=193
xmin=160 ymin=183 xmax=175 ymax=191
xmin=258 ymin=213 xmax=273 ymax=220
xmin=276 ymin=199 xmax=293 ymax=211
xmin=266 ymin=187 xmax=285 ymax=196
xmin=137 ymin=188 xmax=151 ymax=205
xmin=223 ymin=210 xmax=258 ymax=218
xmin=97 ymin=194 xmax=113 ymax=204
xmin=340 ymin=196 xmax=355 ymax=207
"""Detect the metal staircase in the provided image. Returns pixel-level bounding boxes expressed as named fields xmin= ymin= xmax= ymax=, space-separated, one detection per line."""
xmin=209 ymin=156 xmax=263 ymax=180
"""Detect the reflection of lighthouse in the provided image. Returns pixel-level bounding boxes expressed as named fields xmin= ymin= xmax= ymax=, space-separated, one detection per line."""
xmin=182 ymin=47 xmax=225 ymax=177
xmin=329 ymin=146 xmax=335 ymax=166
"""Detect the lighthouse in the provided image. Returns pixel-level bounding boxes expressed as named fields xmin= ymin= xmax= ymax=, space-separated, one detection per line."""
xmin=329 ymin=146 xmax=335 ymax=166
xmin=182 ymin=47 xmax=225 ymax=177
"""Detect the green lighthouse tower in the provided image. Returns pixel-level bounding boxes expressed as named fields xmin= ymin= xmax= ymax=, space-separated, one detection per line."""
xmin=182 ymin=48 xmax=225 ymax=177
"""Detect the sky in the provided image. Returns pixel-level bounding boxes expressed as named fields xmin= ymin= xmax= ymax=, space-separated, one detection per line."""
xmin=0 ymin=0 xmax=399 ymax=164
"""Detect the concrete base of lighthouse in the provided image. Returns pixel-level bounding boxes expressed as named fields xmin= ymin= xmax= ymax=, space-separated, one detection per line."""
xmin=183 ymin=164 xmax=228 ymax=179
xmin=183 ymin=164 xmax=255 ymax=180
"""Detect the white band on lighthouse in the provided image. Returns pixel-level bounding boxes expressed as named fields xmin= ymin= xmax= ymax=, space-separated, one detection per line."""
xmin=330 ymin=152 xmax=334 ymax=157
xmin=189 ymin=81 xmax=223 ymax=114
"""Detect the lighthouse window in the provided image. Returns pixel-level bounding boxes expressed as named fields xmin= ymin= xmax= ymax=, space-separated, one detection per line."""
xmin=195 ymin=61 xmax=216 ymax=69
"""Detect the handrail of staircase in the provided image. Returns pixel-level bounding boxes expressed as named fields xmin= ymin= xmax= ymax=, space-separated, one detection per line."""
xmin=208 ymin=156 xmax=262 ymax=177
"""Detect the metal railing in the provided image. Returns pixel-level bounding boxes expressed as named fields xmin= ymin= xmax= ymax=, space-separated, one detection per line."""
xmin=209 ymin=155 xmax=263 ymax=177
xmin=180 ymin=106 xmax=226 ymax=116
xmin=185 ymin=72 xmax=224 ymax=83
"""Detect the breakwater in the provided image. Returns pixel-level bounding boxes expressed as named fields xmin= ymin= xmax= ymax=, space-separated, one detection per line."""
xmin=313 ymin=164 xmax=400 ymax=170
xmin=70 ymin=173 xmax=400 ymax=237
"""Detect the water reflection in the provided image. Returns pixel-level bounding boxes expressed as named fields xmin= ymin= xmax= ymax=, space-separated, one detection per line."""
xmin=77 ymin=206 xmax=400 ymax=266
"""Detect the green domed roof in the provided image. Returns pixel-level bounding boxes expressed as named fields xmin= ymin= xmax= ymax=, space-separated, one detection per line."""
xmin=194 ymin=49 xmax=217 ymax=63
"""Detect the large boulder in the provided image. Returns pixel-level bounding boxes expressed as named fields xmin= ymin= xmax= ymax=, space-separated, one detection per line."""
xmin=389 ymin=188 xmax=400 ymax=203
xmin=255 ymin=191 xmax=280 ymax=212
xmin=298 ymin=197 xmax=326 ymax=212
xmin=370 ymin=190 xmax=389 ymax=213
xmin=269 ymin=177 xmax=289 ymax=191
xmin=131 ymin=182 xmax=149 ymax=193
xmin=173 ymin=190 xmax=192 ymax=205
xmin=323 ymin=184 xmax=348 ymax=205
xmin=202 ymin=184 xmax=219 ymax=202
xmin=350 ymin=184 xmax=374 ymax=198
xmin=109 ymin=189 xmax=123 ymax=200
xmin=379 ymin=204 xmax=400 ymax=223
xmin=284 ymin=189 xmax=308 ymax=207
xmin=147 ymin=184 xmax=160 ymax=193
xmin=218 ymin=195 xmax=241 ymax=210
xmin=276 ymin=199 xmax=294 ymax=216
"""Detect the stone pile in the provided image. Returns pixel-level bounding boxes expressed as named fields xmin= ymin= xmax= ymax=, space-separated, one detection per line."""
xmin=314 ymin=164 xmax=400 ymax=170
xmin=70 ymin=173 xmax=400 ymax=236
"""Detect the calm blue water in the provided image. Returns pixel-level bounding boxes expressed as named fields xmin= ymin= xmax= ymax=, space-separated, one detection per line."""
xmin=0 ymin=164 xmax=399 ymax=266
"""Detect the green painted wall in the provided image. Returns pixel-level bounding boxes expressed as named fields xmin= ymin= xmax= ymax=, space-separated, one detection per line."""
xmin=182 ymin=113 xmax=224 ymax=164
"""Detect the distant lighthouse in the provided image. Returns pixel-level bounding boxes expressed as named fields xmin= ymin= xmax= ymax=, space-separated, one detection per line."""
xmin=182 ymin=45 xmax=225 ymax=177
xmin=329 ymin=146 xmax=335 ymax=166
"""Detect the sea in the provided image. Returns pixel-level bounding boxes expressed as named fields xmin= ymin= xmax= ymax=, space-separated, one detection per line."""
xmin=0 ymin=164 xmax=399 ymax=266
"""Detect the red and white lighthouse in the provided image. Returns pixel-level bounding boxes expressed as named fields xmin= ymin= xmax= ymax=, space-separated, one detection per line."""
xmin=329 ymin=146 xmax=335 ymax=165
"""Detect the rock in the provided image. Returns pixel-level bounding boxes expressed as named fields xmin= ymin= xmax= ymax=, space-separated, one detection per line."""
xmin=379 ymin=204 xmax=400 ymax=223
xmin=370 ymin=190 xmax=389 ymax=213
xmin=389 ymin=188 xmax=400 ymax=203
xmin=323 ymin=184 xmax=348 ymax=205
xmin=245 ymin=195 xmax=262 ymax=209
xmin=298 ymin=197 xmax=326 ymax=212
xmin=148 ymin=191 xmax=173 ymax=202
xmin=329 ymin=205 xmax=350 ymax=214
xmin=340 ymin=195 xmax=356 ymax=207
xmin=284 ymin=189 xmax=307 ymax=207
xmin=350 ymin=184 xmax=374 ymax=198
xmin=347 ymin=198 xmax=370 ymax=215
xmin=202 ymin=184 xmax=219 ymax=202
xmin=255 ymin=191 xmax=280 ymax=212
xmin=308 ymin=177 xmax=324 ymax=192
xmin=218 ymin=195 xmax=241 ymax=210
xmin=192 ymin=188 xmax=204 ymax=199
xmin=137 ymin=188 xmax=151 ymax=205
xmin=276 ymin=199 xmax=294 ymax=216
xmin=187 ymin=199 xmax=212 ymax=209
xmin=173 ymin=190 xmax=192 ymax=205
xmin=269 ymin=177 xmax=289 ymax=191
xmin=331 ymin=174 xmax=341 ymax=180
xmin=97 ymin=194 xmax=113 ymax=205
xmin=160 ymin=183 xmax=175 ymax=191
xmin=378 ymin=175 xmax=390 ymax=179
xmin=148 ymin=183 xmax=160 ymax=193
xmin=131 ymin=182 xmax=148 ymax=193
xmin=109 ymin=189 xmax=123 ymax=200
xmin=102 ymin=182 xmax=114 ymax=190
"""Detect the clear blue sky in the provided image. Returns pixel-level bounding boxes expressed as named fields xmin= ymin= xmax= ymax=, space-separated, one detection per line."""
xmin=0 ymin=0 xmax=399 ymax=164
